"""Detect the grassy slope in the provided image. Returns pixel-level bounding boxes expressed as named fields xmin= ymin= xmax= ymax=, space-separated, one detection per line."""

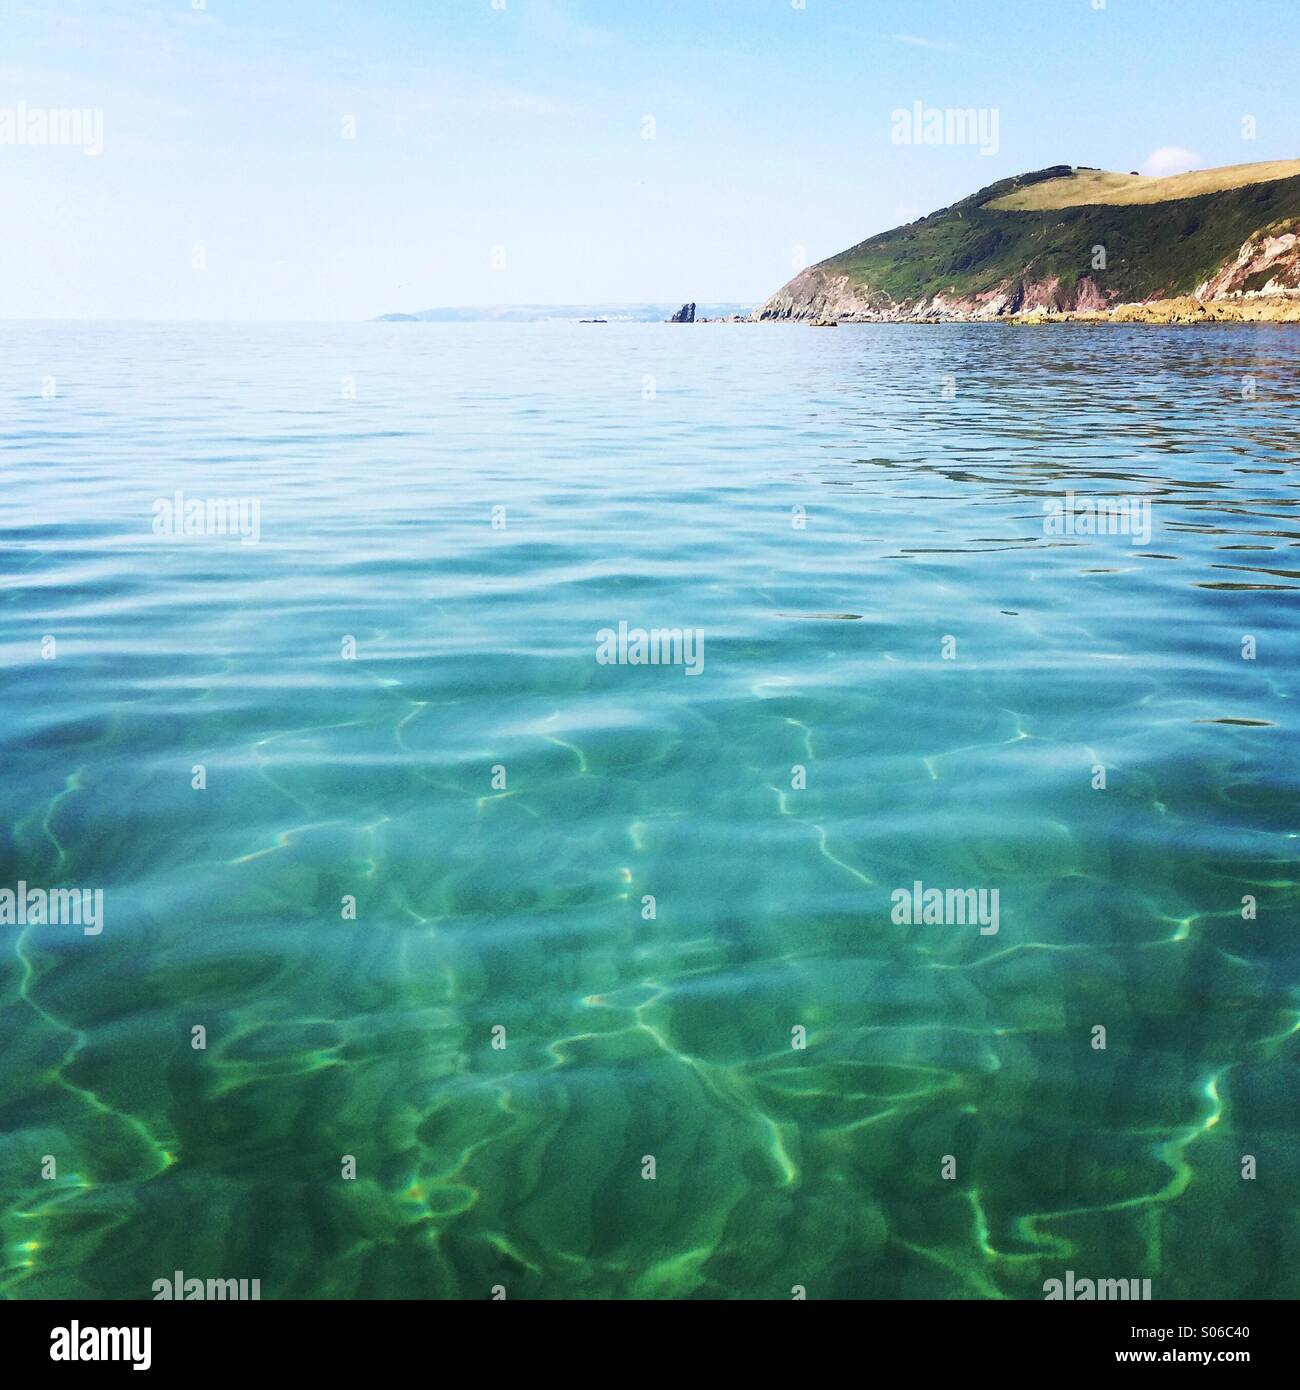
xmin=988 ymin=159 xmax=1300 ymax=210
xmin=819 ymin=165 xmax=1300 ymax=308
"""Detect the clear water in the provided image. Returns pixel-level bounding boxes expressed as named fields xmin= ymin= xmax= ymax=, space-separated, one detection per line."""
xmin=2 ymin=321 xmax=1298 ymax=1299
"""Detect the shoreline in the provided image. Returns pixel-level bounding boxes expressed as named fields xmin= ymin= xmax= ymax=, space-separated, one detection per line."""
xmin=750 ymin=294 xmax=1300 ymax=323
xmin=1005 ymin=294 xmax=1300 ymax=325
xmin=755 ymin=294 xmax=1300 ymax=327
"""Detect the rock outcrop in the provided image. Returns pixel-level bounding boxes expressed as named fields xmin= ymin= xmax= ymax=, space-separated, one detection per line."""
xmin=1195 ymin=224 xmax=1300 ymax=299
xmin=668 ymin=302 xmax=696 ymax=323
xmin=1010 ymin=294 xmax=1300 ymax=325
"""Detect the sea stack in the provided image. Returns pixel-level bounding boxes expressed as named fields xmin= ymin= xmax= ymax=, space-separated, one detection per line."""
xmin=668 ymin=302 xmax=696 ymax=323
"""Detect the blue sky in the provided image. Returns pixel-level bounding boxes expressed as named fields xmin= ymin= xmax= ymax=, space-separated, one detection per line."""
xmin=3 ymin=0 xmax=1297 ymax=320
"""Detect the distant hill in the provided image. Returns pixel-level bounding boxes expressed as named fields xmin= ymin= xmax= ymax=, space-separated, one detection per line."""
xmin=374 ymin=303 xmax=754 ymax=323
xmin=755 ymin=160 xmax=1300 ymax=321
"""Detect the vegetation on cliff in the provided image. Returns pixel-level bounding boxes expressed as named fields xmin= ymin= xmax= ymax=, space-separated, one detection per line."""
xmin=757 ymin=161 xmax=1300 ymax=320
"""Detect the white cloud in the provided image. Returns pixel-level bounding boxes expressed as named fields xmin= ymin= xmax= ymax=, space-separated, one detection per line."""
xmin=1142 ymin=146 xmax=1201 ymax=178
xmin=891 ymin=33 xmax=960 ymax=51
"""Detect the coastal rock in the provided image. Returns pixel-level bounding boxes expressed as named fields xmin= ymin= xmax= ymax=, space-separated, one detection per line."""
xmin=1008 ymin=294 xmax=1300 ymax=324
xmin=1195 ymin=224 xmax=1300 ymax=299
xmin=753 ymin=269 xmax=894 ymax=322
xmin=752 ymin=161 xmax=1300 ymax=323
xmin=668 ymin=302 xmax=696 ymax=323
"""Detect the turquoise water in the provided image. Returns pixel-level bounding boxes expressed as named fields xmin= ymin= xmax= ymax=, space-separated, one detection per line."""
xmin=2 ymin=321 xmax=1298 ymax=1300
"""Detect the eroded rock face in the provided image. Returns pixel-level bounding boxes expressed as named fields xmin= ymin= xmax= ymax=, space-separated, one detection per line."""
xmin=668 ymin=302 xmax=696 ymax=323
xmin=1196 ymin=227 xmax=1300 ymax=299
xmin=753 ymin=268 xmax=1120 ymax=322
xmin=752 ymin=270 xmax=895 ymax=321
xmin=754 ymin=229 xmax=1300 ymax=322
xmin=1072 ymin=276 xmax=1110 ymax=312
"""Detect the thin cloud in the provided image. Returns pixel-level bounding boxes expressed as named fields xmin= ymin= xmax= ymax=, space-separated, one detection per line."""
xmin=892 ymin=33 xmax=958 ymax=50
xmin=889 ymin=33 xmax=981 ymax=58
xmin=1143 ymin=146 xmax=1202 ymax=177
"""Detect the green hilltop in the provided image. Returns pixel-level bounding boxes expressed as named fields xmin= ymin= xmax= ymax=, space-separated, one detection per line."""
xmin=757 ymin=161 xmax=1300 ymax=319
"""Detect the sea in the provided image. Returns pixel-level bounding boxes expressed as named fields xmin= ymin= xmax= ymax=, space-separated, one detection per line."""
xmin=1 ymin=320 xmax=1298 ymax=1299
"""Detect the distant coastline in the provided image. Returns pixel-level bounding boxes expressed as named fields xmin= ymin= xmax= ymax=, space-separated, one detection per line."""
xmin=374 ymin=303 xmax=755 ymax=324
xmin=373 ymin=294 xmax=1300 ymax=327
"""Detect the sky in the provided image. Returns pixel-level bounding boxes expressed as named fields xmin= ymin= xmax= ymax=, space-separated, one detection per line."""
xmin=2 ymin=0 xmax=1297 ymax=320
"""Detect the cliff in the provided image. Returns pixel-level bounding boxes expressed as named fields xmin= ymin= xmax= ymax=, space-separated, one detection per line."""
xmin=755 ymin=161 xmax=1300 ymax=322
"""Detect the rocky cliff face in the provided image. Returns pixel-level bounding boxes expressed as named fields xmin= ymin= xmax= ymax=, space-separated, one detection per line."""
xmin=757 ymin=270 xmax=890 ymax=321
xmin=755 ymin=268 xmax=1115 ymax=321
xmin=753 ymin=166 xmax=1300 ymax=322
xmin=1195 ymin=226 xmax=1300 ymax=299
